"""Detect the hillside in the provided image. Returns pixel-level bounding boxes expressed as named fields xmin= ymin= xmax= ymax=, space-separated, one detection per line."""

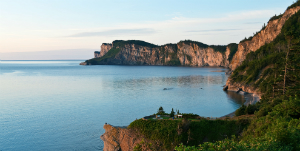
xmin=178 ymin=1 xmax=300 ymax=150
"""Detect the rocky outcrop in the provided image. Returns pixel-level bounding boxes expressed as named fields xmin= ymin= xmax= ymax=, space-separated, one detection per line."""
xmin=225 ymin=77 xmax=261 ymax=105
xmin=94 ymin=43 xmax=113 ymax=58
xmin=79 ymin=62 xmax=87 ymax=65
xmin=230 ymin=6 xmax=300 ymax=70
xmin=100 ymin=124 xmax=160 ymax=151
xmin=100 ymin=43 xmax=113 ymax=58
xmin=94 ymin=51 xmax=100 ymax=58
xmin=85 ymin=40 xmax=233 ymax=67
xmin=177 ymin=43 xmax=231 ymax=67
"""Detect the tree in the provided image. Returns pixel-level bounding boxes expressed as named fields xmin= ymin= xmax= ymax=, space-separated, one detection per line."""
xmin=170 ymin=108 xmax=175 ymax=117
xmin=157 ymin=106 xmax=165 ymax=114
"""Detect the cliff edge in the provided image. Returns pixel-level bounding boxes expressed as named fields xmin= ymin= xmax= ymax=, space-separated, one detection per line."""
xmin=100 ymin=124 xmax=161 ymax=151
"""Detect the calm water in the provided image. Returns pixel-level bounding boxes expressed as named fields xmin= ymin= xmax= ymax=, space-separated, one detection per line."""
xmin=0 ymin=60 xmax=245 ymax=151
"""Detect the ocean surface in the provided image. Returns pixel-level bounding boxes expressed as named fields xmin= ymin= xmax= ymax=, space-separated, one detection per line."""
xmin=0 ymin=60 xmax=246 ymax=151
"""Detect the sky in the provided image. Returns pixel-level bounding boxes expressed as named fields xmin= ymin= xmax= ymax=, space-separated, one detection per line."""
xmin=0 ymin=0 xmax=296 ymax=60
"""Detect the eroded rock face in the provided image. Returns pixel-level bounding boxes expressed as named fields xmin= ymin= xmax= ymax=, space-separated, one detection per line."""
xmin=100 ymin=124 xmax=154 ymax=151
xmin=230 ymin=6 xmax=300 ymax=70
xmin=225 ymin=77 xmax=261 ymax=105
xmin=79 ymin=62 xmax=87 ymax=65
xmin=177 ymin=43 xmax=230 ymax=67
xmin=94 ymin=42 xmax=231 ymax=67
xmin=95 ymin=43 xmax=113 ymax=58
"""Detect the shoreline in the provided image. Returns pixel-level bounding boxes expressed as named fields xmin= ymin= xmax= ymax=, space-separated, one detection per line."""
xmin=221 ymin=90 xmax=261 ymax=118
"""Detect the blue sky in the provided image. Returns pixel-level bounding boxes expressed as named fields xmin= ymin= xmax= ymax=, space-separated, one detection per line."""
xmin=0 ymin=0 xmax=296 ymax=60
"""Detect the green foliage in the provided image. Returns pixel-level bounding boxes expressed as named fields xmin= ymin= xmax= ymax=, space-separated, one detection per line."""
xmin=170 ymin=108 xmax=175 ymax=117
xmin=112 ymin=40 xmax=158 ymax=48
xmin=129 ymin=119 xmax=181 ymax=150
xmin=177 ymin=109 xmax=180 ymax=115
xmin=157 ymin=106 xmax=165 ymax=114
xmin=133 ymin=139 xmax=154 ymax=151
xmin=176 ymin=2 xmax=300 ymax=150
xmin=176 ymin=97 xmax=300 ymax=150
xmin=181 ymin=113 xmax=199 ymax=119
xmin=271 ymin=96 xmax=300 ymax=118
xmin=129 ymin=119 xmax=249 ymax=151
xmin=232 ymin=10 xmax=300 ymax=97
xmin=178 ymin=40 xmax=209 ymax=48
xmin=209 ymin=45 xmax=227 ymax=54
xmin=235 ymin=104 xmax=259 ymax=116
xmin=240 ymin=23 xmax=267 ymax=43
xmin=85 ymin=47 xmax=121 ymax=65
xmin=178 ymin=40 xmax=228 ymax=54
xmin=269 ymin=14 xmax=283 ymax=22
xmin=227 ymin=43 xmax=238 ymax=62
xmin=287 ymin=0 xmax=300 ymax=10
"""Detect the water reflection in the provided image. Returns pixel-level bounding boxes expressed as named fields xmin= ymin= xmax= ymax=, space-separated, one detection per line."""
xmin=112 ymin=75 xmax=228 ymax=89
xmin=225 ymin=91 xmax=246 ymax=105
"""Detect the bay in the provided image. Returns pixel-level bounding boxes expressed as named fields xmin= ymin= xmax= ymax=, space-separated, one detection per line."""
xmin=0 ymin=60 xmax=245 ymax=151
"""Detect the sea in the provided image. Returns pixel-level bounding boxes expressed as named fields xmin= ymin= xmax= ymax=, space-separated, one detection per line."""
xmin=0 ymin=60 xmax=246 ymax=151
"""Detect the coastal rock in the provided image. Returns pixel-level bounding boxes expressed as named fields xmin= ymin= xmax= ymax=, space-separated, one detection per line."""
xmin=79 ymin=62 xmax=87 ymax=65
xmin=94 ymin=43 xmax=113 ymax=58
xmin=86 ymin=41 xmax=232 ymax=67
xmin=230 ymin=6 xmax=300 ymax=70
xmin=101 ymin=124 xmax=151 ymax=151
xmin=225 ymin=77 xmax=261 ymax=105
xmin=101 ymin=124 xmax=164 ymax=151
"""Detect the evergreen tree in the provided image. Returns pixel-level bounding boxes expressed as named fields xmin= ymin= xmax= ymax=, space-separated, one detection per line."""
xmin=170 ymin=108 xmax=175 ymax=117
xmin=157 ymin=106 xmax=165 ymax=114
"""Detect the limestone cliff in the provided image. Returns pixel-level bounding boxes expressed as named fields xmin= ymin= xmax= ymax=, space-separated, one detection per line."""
xmin=85 ymin=40 xmax=236 ymax=67
xmin=230 ymin=6 xmax=300 ymax=70
xmin=225 ymin=6 xmax=300 ymax=98
xmin=100 ymin=124 xmax=161 ymax=151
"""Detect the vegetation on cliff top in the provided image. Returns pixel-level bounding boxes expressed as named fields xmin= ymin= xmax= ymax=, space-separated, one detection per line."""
xmin=129 ymin=118 xmax=250 ymax=151
xmin=287 ymin=0 xmax=300 ymax=10
xmin=85 ymin=47 xmax=121 ymax=65
xmin=240 ymin=0 xmax=300 ymax=44
xmin=112 ymin=40 xmax=159 ymax=48
xmin=176 ymin=96 xmax=300 ymax=151
xmin=227 ymin=43 xmax=238 ymax=62
xmin=178 ymin=40 xmax=228 ymax=54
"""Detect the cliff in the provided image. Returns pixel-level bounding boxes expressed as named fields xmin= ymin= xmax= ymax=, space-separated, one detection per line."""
xmin=230 ymin=6 xmax=300 ymax=70
xmin=101 ymin=118 xmax=250 ymax=151
xmin=100 ymin=124 xmax=161 ymax=151
xmin=224 ymin=6 xmax=300 ymax=99
xmin=84 ymin=40 xmax=237 ymax=67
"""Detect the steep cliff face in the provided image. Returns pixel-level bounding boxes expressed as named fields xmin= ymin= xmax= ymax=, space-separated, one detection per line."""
xmin=225 ymin=6 xmax=300 ymax=99
xmin=177 ymin=43 xmax=231 ymax=67
xmin=230 ymin=6 xmax=300 ymax=70
xmin=85 ymin=40 xmax=233 ymax=67
xmin=94 ymin=43 xmax=113 ymax=58
xmin=100 ymin=124 xmax=160 ymax=151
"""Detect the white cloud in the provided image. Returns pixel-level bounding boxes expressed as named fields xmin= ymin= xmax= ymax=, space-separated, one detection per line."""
xmin=67 ymin=9 xmax=275 ymax=37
